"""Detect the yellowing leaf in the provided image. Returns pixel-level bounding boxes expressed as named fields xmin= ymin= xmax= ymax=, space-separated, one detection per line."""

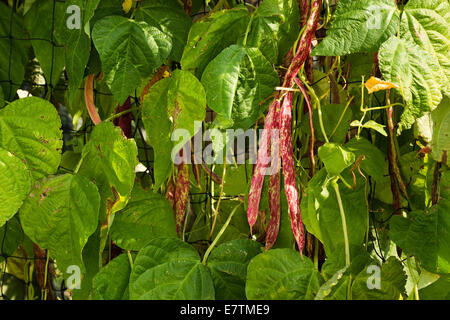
xmin=365 ymin=76 xmax=398 ymax=94
xmin=122 ymin=0 xmax=132 ymax=14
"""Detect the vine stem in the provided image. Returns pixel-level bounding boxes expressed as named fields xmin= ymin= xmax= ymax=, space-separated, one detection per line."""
xmin=202 ymin=203 xmax=242 ymax=265
xmin=332 ymin=179 xmax=350 ymax=267
xmin=209 ymin=159 xmax=227 ymax=239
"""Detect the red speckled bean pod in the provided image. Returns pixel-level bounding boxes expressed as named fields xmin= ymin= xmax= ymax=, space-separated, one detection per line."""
xmin=247 ymin=100 xmax=278 ymax=232
xmin=174 ymin=149 xmax=190 ymax=236
xmin=280 ymin=92 xmax=304 ymax=253
xmin=266 ymin=100 xmax=281 ymax=250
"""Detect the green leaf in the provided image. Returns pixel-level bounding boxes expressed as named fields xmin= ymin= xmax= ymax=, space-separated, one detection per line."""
xmin=0 ymin=97 xmax=63 ymax=180
xmin=0 ymin=3 xmax=29 ymax=101
xmin=78 ymin=122 xmax=138 ymax=221
xmin=350 ymin=120 xmax=388 ymax=137
xmin=92 ymin=15 xmax=172 ymax=104
xmin=430 ymin=95 xmax=450 ymax=165
xmin=390 ymin=199 xmax=450 ymax=274
xmin=202 ymin=45 xmax=278 ymax=123
xmin=245 ymin=248 xmax=323 ymax=300
xmin=301 ymin=168 xmax=368 ymax=256
xmin=129 ymin=237 xmax=215 ymax=300
xmin=166 ymin=70 xmax=206 ymax=138
xmin=351 ymin=257 xmax=407 ymax=300
xmin=0 ymin=148 xmax=32 ymax=228
xmin=135 ymin=0 xmax=192 ymax=61
xmin=315 ymin=267 xmax=348 ymax=300
xmin=246 ymin=0 xmax=300 ymax=64
xmin=207 ymin=239 xmax=262 ymax=300
xmin=379 ymin=36 xmax=444 ymax=131
xmin=24 ymin=0 xmax=66 ymax=87
xmin=211 ymin=47 xmax=279 ymax=129
xmin=141 ymin=79 xmax=172 ymax=190
xmin=420 ymin=274 xmax=450 ymax=300
xmin=181 ymin=7 xmax=250 ymax=77
xmin=111 ymin=186 xmax=177 ymax=251
xmin=201 ymin=45 xmax=247 ymax=119
xmin=312 ymin=0 xmax=400 ymax=56
xmin=92 ymin=254 xmax=132 ymax=300
xmin=142 ymin=69 xmax=206 ymax=190
xmin=400 ymin=0 xmax=450 ymax=92
xmin=318 ymin=142 xmax=355 ymax=177
xmin=0 ymin=216 xmax=24 ymax=262
xmin=345 ymin=137 xmax=386 ymax=183
xmin=55 ymin=0 xmax=92 ymax=106
xmin=19 ymin=174 xmax=100 ymax=275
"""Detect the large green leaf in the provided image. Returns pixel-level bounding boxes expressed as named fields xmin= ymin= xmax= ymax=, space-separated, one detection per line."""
xmin=181 ymin=7 xmax=250 ymax=77
xmin=142 ymin=69 xmax=206 ymax=190
xmin=0 ymin=3 xmax=29 ymax=101
xmin=91 ymin=253 xmax=131 ymax=300
xmin=0 ymin=148 xmax=32 ymax=228
xmin=202 ymin=45 xmax=278 ymax=122
xmin=92 ymin=15 xmax=172 ymax=104
xmin=312 ymin=0 xmax=400 ymax=56
xmin=110 ymin=186 xmax=177 ymax=251
xmin=19 ymin=174 xmax=100 ymax=276
xmin=400 ymin=0 xmax=450 ymax=92
xmin=431 ymin=96 xmax=450 ymax=165
xmin=207 ymin=239 xmax=262 ymax=300
xmin=318 ymin=142 xmax=355 ymax=177
xmin=24 ymin=0 xmax=66 ymax=87
xmin=129 ymin=237 xmax=215 ymax=300
xmin=0 ymin=97 xmax=63 ymax=180
xmin=420 ymin=274 xmax=450 ymax=300
xmin=141 ymin=79 xmax=172 ymax=190
xmin=201 ymin=45 xmax=247 ymax=119
xmin=245 ymin=0 xmax=300 ymax=64
xmin=78 ymin=122 xmax=138 ymax=221
xmin=245 ymin=249 xmax=323 ymax=300
xmin=390 ymin=199 xmax=450 ymax=274
xmin=55 ymin=0 xmax=93 ymax=106
xmin=135 ymin=0 xmax=192 ymax=61
xmin=351 ymin=257 xmax=407 ymax=300
xmin=301 ymin=169 xmax=368 ymax=256
xmin=379 ymin=36 xmax=444 ymax=131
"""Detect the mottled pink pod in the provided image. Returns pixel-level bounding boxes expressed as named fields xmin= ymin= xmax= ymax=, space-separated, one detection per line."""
xmin=266 ymin=100 xmax=282 ymax=250
xmin=247 ymin=100 xmax=278 ymax=232
xmin=174 ymin=149 xmax=190 ymax=236
xmin=280 ymin=92 xmax=305 ymax=253
xmin=266 ymin=171 xmax=281 ymax=250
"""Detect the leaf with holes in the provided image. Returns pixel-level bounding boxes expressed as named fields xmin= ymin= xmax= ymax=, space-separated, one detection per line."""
xmin=0 ymin=97 xmax=62 ymax=180
xmin=19 ymin=174 xmax=100 ymax=276
xmin=78 ymin=122 xmax=138 ymax=222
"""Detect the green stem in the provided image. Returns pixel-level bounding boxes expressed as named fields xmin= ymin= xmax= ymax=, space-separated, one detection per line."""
xmin=202 ymin=203 xmax=242 ymax=265
xmin=127 ymin=251 xmax=134 ymax=269
xmin=105 ymin=107 xmax=139 ymax=122
xmin=333 ymin=179 xmax=350 ymax=267
xmin=242 ymin=13 xmax=255 ymax=47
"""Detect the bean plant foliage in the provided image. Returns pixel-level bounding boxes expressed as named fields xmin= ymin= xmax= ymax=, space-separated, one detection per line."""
xmin=0 ymin=0 xmax=449 ymax=301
